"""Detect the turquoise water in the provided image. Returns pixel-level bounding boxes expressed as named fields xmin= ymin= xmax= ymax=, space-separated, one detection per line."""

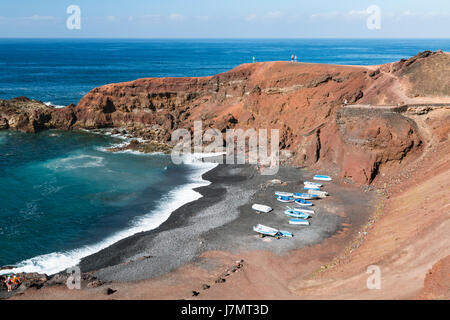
xmin=0 ymin=130 xmax=214 ymax=274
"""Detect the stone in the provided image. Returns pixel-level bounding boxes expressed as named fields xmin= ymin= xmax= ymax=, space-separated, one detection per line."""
xmin=107 ymin=288 xmax=117 ymax=295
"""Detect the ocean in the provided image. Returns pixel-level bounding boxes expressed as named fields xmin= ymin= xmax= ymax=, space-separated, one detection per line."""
xmin=0 ymin=129 xmax=216 ymax=274
xmin=0 ymin=39 xmax=449 ymax=274
xmin=1 ymin=38 xmax=449 ymax=106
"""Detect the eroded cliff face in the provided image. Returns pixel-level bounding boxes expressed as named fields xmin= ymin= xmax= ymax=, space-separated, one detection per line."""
xmin=1 ymin=51 xmax=449 ymax=184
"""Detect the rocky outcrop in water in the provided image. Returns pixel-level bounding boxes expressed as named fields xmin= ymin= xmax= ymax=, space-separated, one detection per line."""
xmin=0 ymin=97 xmax=76 ymax=133
xmin=0 ymin=97 xmax=54 ymax=133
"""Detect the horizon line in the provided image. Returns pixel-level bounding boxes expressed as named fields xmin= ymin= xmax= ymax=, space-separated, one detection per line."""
xmin=0 ymin=37 xmax=450 ymax=40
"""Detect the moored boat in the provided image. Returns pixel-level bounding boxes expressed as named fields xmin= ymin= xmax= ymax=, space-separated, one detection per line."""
xmin=304 ymin=185 xmax=321 ymax=191
xmin=304 ymin=181 xmax=322 ymax=187
xmin=289 ymin=218 xmax=310 ymax=226
xmin=292 ymin=207 xmax=315 ymax=215
xmin=253 ymin=224 xmax=278 ymax=237
xmin=277 ymin=196 xmax=294 ymax=203
xmin=313 ymin=175 xmax=332 ymax=181
xmin=308 ymin=189 xmax=328 ymax=198
xmin=293 ymin=193 xmax=318 ymax=200
xmin=285 ymin=210 xmax=310 ymax=219
xmin=294 ymin=199 xmax=313 ymax=206
xmin=252 ymin=204 xmax=272 ymax=213
xmin=275 ymin=191 xmax=294 ymax=197
xmin=253 ymin=224 xmax=293 ymax=238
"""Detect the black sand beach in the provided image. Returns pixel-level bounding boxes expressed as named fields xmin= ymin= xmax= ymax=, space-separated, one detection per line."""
xmin=80 ymin=162 xmax=375 ymax=283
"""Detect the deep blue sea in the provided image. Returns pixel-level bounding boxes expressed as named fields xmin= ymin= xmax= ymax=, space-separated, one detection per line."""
xmin=1 ymin=39 xmax=449 ymax=106
xmin=0 ymin=39 xmax=449 ymax=274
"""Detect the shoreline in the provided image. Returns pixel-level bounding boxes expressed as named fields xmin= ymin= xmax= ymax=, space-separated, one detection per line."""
xmin=4 ymin=161 xmax=377 ymax=299
xmin=78 ymin=162 xmax=375 ymax=284
xmin=0 ymin=132 xmax=219 ymax=277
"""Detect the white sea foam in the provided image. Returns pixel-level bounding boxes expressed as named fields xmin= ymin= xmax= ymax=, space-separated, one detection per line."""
xmin=45 ymin=154 xmax=104 ymax=170
xmin=81 ymin=128 xmax=147 ymax=143
xmin=1 ymin=156 xmax=218 ymax=276
xmin=44 ymin=102 xmax=66 ymax=109
xmin=95 ymin=141 xmax=129 ymax=153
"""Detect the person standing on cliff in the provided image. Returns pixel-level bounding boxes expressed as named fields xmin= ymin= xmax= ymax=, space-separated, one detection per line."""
xmin=291 ymin=54 xmax=294 ymax=62
xmin=253 ymin=56 xmax=255 ymax=63
xmin=5 ymin=276 xmax=13 ymax=292
xmin=295 ymin=55 xmax=298 ymax=63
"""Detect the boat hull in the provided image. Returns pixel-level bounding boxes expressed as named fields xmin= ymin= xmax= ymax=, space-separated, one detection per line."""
xmin=275 ymin=191 xmax=294 ymax=197
xmin=304 ymin=181 xmax=322 ymax=187
xmin=289 ymin=219 xmax=310 ymax=225
xmin=253 ymin=224 xmax=294 ymax=238
xmin=293 ymin=208 xmax=315 ymax=215
xmin=285 ymin=210 xmax=310 ymax=219
xmin=293 ymin=193 xmax=318 ymax=200
xmin=277 ymin=196 xmax=294 ymax=203
xmin=294 ymin=199 xmax=313 ymax=206
xmin=308 ymin=190 xmax=328 ymax=198
xmin=313 ymin=175 xmax=332 ymax=181
xmin=253 ymin=224 xmax=278 ymax=237
xmin=252 ymin=204 xmax=272 ymax=213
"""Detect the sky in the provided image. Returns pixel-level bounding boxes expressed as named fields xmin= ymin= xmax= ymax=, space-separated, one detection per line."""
xmin=0 ymin=0 xmax=449 ymax=38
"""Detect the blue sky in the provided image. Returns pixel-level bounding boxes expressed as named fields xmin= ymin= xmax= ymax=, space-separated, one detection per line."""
xmin=0 ymin=0 xmax=449 ymax=38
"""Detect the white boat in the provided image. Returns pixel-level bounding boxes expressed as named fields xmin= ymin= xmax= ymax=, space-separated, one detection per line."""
xmin=285 ymin=210 xmax=310 ymax=219
xmin=252 ymin=204 xmax=272 ymax=213
xmin=277 ymin=196 xmax=294 ymax=203
xmin=304 ymin=181 xmax=322 ymax=187
xmin=275 ymin=191 xmax=294 ymax=197
xmin=304 ymin=185 xmax=321 ymax=191
xmin=293 ymin=193 xmax=318 ymax=200
xmin=253 ymin=224 xmax=278 ymax=237
xmin=313 ymin=175 xmax=332 ymax=181
xmin=289 ymin=218 xmax=310 ymax=226
xmin=294 ymin=207 xmax=314 ymax=214
xmin=253 ymin=224 xmax=293 ymax=238
xmin=308 ymin=189 xmax=328 ymax=198
xmin=294 ymin=199 xmax=313 ymax=206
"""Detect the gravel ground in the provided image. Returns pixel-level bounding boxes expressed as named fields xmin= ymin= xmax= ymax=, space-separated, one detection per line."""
xmin=80 ymin=163 xmax=374 ymax=282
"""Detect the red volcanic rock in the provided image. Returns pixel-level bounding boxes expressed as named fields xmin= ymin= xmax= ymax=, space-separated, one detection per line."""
xmin=74 ymin=56 xmax=430 ymax=184
xmin=417 ymin=255 xmax=450 ymax=300
xmin=2 ymin=51 xmax=448 ymax=184
xmin=75 ymin=60 xmax=370 ymax=145
xmin=333 ymin=108 xmax=422 ymax=183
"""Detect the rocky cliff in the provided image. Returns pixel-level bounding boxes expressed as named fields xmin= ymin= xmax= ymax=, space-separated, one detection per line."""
xmin=1 ymin=51 xmax=449 ymax=184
